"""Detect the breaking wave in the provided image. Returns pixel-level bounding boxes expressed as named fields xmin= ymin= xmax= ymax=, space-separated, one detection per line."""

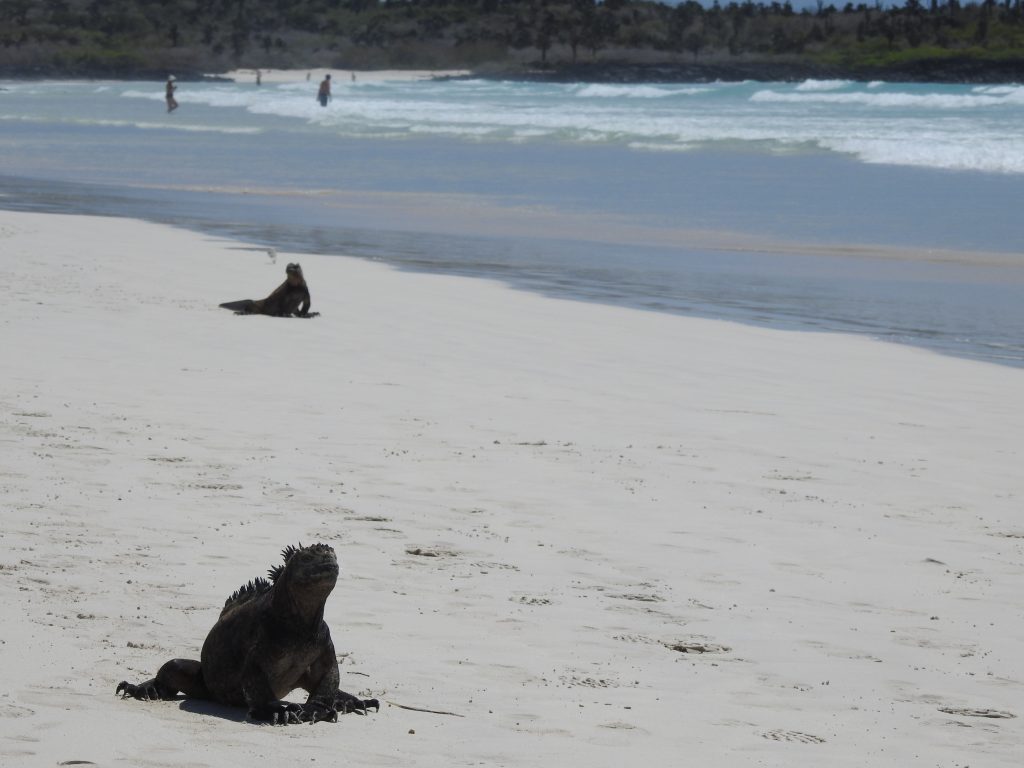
xmin=794 ymin=79 xmax=852 ymax=91
xmin=109 ymin=78 xmax=1024 ymax=174
xmin=751 ymin=86 xmax=1024 ymax=109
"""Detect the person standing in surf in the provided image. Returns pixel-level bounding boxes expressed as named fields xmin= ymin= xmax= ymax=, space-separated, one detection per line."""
xmin=165 ymin=75 xmax=178 ymax=113
xmin=317 ymin=74 xmax=331 ymax=107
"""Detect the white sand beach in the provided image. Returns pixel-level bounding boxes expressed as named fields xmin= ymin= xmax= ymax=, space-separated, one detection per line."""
xmin=0 ymin=209 xmax=1021 ymax=766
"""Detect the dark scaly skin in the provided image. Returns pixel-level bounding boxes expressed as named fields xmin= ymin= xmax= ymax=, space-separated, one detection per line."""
xmin=219 ymin=263 xmax=315 ymax=318
xmin=116 ymin=543 xmax=378 ymax=725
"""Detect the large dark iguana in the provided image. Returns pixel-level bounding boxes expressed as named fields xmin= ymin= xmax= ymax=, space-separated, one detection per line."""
xmin=116 ymin=543 xmax=378 ymax=724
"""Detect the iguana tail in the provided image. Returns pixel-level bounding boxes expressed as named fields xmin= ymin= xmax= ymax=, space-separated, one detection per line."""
xmin=219 ymin=299 xmax=257 ymax=313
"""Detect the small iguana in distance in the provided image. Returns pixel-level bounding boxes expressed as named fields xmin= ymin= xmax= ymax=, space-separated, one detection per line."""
xmin=218 ymin=262 xmax=318 ymax=318
xmin=116 ymin=543 xmax=378 ymax=724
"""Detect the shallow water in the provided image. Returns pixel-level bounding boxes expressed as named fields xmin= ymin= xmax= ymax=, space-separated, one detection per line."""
xmin=1 ymin=77 xmax=1022 ymax=366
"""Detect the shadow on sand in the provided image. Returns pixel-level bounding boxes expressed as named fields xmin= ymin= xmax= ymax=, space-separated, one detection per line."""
xmin=179 ymin=698 xmax=249 ymax=723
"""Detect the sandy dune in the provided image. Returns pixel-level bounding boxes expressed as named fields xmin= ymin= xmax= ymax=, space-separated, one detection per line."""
xmin=0 ymin=210 xmax=1021 ymax=766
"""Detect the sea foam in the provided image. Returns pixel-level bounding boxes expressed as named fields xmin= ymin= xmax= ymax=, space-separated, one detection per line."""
xmin=750 ymin=88 xmax=1024 ymax=109
xmin=574 ymin=84 xmax=704 ymax=99
xmin=794 ymin=79 xmax=852 ymax=91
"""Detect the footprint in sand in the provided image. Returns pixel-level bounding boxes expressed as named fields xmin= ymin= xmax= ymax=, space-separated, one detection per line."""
xmin=599 ymin=721 xmax=641 ymax=731
xmin=405 ymin=547 xmax=458 ymax=558
xmin=473 ymin=561 xmax=519 ymax=572
xmin=607 ymin=592 xmax=664 ymax=603
xmin=560 ymin=674 xmax=619 ymax=689
xmin=613 ymin=633 xmax=657 ymax=644
xmin=664 ymin=640 xmax=731 ymax=654
xmin=938 ymin=706 xmax=1016 ymax=719
xmin=512 ymin=595 xmax=552 ymax=606
xmin=0 ymin=702 xmax=35 ymax=718
xmin=313 ymin=505 xmax=356 ymax=515
xmin=762 ymin=729 xmax=826 ymax=744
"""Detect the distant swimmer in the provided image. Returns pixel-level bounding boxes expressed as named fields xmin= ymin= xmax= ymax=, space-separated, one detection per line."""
xmin=317 ymin=74 xmax=332 ymax=107
xmin=165 ymin=75 xmax=178 ymax=113
xmin=219 ymin=262 xmax=317 ymax=318
xmin=256 ymin=69 xmax=262 ymax=86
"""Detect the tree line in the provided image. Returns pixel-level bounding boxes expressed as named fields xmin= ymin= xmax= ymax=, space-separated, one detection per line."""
xmin=2 ymin=0 xmax=1023 ymax=80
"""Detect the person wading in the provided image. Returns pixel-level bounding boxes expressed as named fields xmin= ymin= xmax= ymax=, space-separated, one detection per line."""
xmin=165 ymin=75 xmax=178 ymax=113
xmin=317 ymin=74 xmax=332 ymax=107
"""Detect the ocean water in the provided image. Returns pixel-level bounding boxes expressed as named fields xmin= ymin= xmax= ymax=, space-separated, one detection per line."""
xmin=1 ymin=76 xmax=1023 ymax=366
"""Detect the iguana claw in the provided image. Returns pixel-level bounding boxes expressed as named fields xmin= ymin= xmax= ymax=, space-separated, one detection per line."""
xmin=334 ymin=691 xmax=379 ymax=715
xmin=249 ymin=700 xmax=305 ymax=725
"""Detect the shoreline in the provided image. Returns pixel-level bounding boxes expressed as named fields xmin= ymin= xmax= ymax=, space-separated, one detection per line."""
xmin=4 ymin=57 xmax=1024 ymax=85
xmin=3 ymin=167 xmax=1023 ymax=371
xmin=217 ymin=67 xmax=472 ymax=84
xmin=2 ymin=207 xmax=1023 ymax=765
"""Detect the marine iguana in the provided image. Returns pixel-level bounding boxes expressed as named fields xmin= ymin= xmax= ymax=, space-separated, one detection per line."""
xmin=219 ymin=262 xmax=317 ymax=318
xmin=116 ymin=543 xmax=378 ymax=725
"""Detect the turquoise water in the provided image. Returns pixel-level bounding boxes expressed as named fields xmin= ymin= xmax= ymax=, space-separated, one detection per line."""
xmin=1 ymin=76 xmax=1023 ymax=366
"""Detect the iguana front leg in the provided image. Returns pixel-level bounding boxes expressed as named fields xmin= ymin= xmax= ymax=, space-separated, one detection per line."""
xmin=299 ymin=638 xmax=378 ymax=720
xmin=242 ymin=663 xmax=304 ymax=726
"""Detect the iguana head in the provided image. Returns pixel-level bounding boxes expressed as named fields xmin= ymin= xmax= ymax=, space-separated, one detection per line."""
xmin=268 ymin=543 xmax=339 ymax=622
xmin=271 ymin=543 xmax=338 ymax=590
xmin=222 ymin=543 xmax=340 ymax=618
xmin=285 ymin=262 xmax=305 ymax=286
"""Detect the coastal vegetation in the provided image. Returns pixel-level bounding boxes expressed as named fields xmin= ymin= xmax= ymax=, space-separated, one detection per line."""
xmin=1 ymin=0 xmax=1023 ymax=81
